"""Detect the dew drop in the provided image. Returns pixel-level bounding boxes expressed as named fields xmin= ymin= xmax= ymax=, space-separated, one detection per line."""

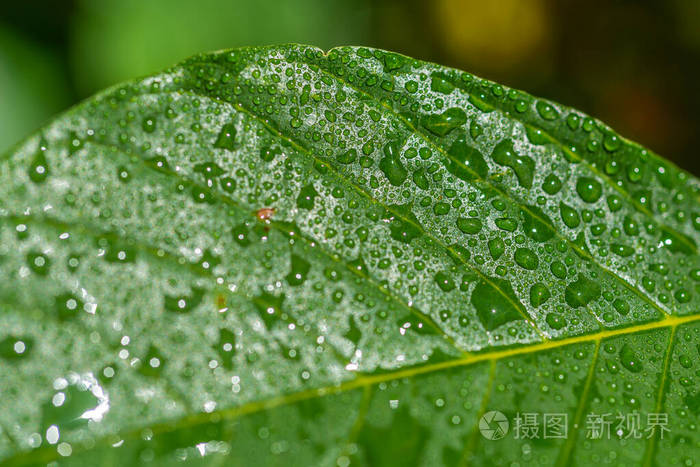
xmin=421 ymin=108 xmax=467 ymax=136
xmin=379 ymin=142 xmax=408 ymax=186
xmin=471 ymin=277 xmax=525 ymax=331
xmin=564 ymin=275 xmax=601 ymax=308
xmin=576 ymin=177 xmax=602 ymax=203
xmin=559 ymin=203 xmax=580 ymax=229
xmin=28 ymin=140 xmax=50 ymax=183
xmin=619 ymin=344 xmax=642 ymax=373
xmin=514 ymin=248 xmax=538 ymax=270
xmin=542 ymin=174 xmax=562 ymax=195
xmin=286 ymin=254 xmax=311 ymax=286
xmin=546 ymin=313 xmax=566 ymax=330
xmin=491 ymin=139 xmax=535 ymax=188
xmin=214 ymin=123 xmax=237 ymax=150
xmin=296 ymin=184 xmax=318 ymax=210
xmin=456 ymin=217 xmax=482 ymax=235
xmin=446 ymin=135 xmax=488 ymax=181
xmin=529 ymin=283 xmax=551 ymax=307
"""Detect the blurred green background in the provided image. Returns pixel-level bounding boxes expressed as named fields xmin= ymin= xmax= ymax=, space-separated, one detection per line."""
xmin=2 ymin=0 xmax=699 ymax=175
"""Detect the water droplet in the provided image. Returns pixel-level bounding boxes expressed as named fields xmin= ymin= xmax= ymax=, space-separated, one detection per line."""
xmin=603 ymin=134 xmax=621 ymax=152
xmin=619 ymin=344 xmax=642 ymax=373
xmin=550 ymin=261 xmax=567 ymax=279
xmin=576 ymin=177 xmax=602 ymax=203
xmin=456 ymin=217 xmax=482 ymax=235
xmin=214 ymin=123 xmax=237 ymax=150
xmin=379 ymin=142 xmax=407 ymax=186
xmin=675 ymin=289 xmax=691 ymax=304
xmin=679 ymin=355 xmax=693 ymax=369
xmin=55 ymin=293 xmax=84 ymax=320
xmin=546 ymin=313 xmax=566 ymax=330
xmin=522 ymin=206 xmax=555 ymax=242
xmin=612 ymin=299 xmax=629 ymax=315
xmin=337 ymin=148 xmax=357 ymax=164
xmin=412 ymin=168 xmax=429 ymax=190
xmin=559 ymin=203 xmax=580 ymax=228
xmin=422 ymin=108 xmax=467 ymax=136
xmin=383 ymin=52 xmax=403 ymax=71
xmin=488 ymin=237 xmax=505 ymax=260
xmin=495 ymin=217 xmax=517 ymax=232
xmin=536 ymin=101 xmax=559 ymax=120
xmin=530 ymin=283 xmax=551 ymax=307
xmin=220 ymin=177 xmax=236 ymax=193
xmin=607 ymin=195 xmax=623 ymax=212
xmin=659 ymin=228 xmax=696 ymax=255
xmin=232 ymin=224 xmax=252 ymax=247
xmin=253 ymin=291 xmax=288 ymax=329
xmin=565 ymin=275 xmax=601 ymax=308
xmin=433 ymin=202 xmax=450 ymax=216
xmin=142 ymin=116 xmax=156 ymax=133
xmin=260 ymin=146 xmax=282 ymax=162
xmin=0 ymin=336 xmax=33 ymax=360
xmin=542 ymin=174 xmax=562 ymax=195
xmin=623 ymin=216 xmax=640 ymax=236
xmin=385 ymin=205 xmax=422 ymax=244
xmin=471 ymin=277 xmax=526 ymax=331
xmin=434 ymin=272 xmax=455 ymax=292
xmin=430 ymin=75 xmax=454 ymax=94
xmin=491 ymin=139 xmax=534 ymax=188
xmin=213 ymin=329 xmax=236 ymax=370
xmin=164 ymin=289 xmax=204 ymax=313
xmin=139 ymin=345 xmax=166 ymax=377
xmin=446 ymin=135 xmax=488 ymax=181
xmin=28 ymin=140 xmax=50 ymax=183
xmin=610 ymin=243 xmax=635 ymax=257
xmin=27 ymin=252 xmax=50 ymax=275
xmin=286 ymin=254 xmax=311 ymax=286
xmin=514 ymin=248 xmax=538 ymax=270
xmin=296 ymin=184 xmax=318 ymax=210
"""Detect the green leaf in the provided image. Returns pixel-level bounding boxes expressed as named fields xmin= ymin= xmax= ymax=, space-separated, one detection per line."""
xmin=1 ymin=45 xmax=699 ymax=466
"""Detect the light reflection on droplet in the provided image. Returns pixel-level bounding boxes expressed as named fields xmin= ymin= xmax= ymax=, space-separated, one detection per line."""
xmin=13 ymin=341 xmax=26 ymax=354
xmin=46 ymin=425 xmax=59 ymax=444
xmin=27 ymin=433 xmax=42 ymax=448
xmin=52 ymin=392 xmax=66 ymax=407
xmin=57 ymin=442 xmax=72 ymax=456
xmin=203 ymin=401 xmax=216 ymax=413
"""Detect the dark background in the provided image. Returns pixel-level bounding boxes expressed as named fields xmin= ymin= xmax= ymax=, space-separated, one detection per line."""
xmin=2 ymin=0 xmax=698 ymax=176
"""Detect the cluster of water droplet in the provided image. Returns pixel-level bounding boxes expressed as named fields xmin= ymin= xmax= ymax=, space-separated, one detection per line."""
xmin=1 ymin=44 xmax=699 ymax=464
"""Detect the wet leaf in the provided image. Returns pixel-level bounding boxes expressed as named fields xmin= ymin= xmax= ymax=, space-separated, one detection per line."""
xmin=1 ymin=45 xmax=699 ymax=466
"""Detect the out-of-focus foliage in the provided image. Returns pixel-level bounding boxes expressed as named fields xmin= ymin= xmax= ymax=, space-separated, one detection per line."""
xmin=0 ymin=25 xmax=70 ymax=152
xmin=69 ymin=0 xmax=371 ymax=95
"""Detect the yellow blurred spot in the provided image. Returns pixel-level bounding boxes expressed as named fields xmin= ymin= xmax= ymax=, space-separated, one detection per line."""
xmin=433 ymin=0 xmax=551 ymax=71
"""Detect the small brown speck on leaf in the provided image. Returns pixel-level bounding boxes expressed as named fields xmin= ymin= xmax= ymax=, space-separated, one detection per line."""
xmin=216 ymin=294 xmax=227 ymax=310
xmin=256 ymin=208 xmax=275 ymax=221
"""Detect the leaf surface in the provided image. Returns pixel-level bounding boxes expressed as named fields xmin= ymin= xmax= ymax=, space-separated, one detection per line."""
xmin=1 ymin=45 xmax=700 ymax=466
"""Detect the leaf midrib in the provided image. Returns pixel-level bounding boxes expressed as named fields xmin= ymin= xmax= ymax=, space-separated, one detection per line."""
xmin=282 ymin=53 xmax=676 ymax=320
xmin=6 ymin=311 xmax=698 ymax=466
xmin=189 ymin=53 xmax=676 ymax=334
xmin=446 ymin=76 xmax=698 ymax=252
xmin=176 ymin=69 xmax=550 ymax=340
xmin=3 ymin=45 xmax=698 ymax=466
xmin=6 ymin=132 xmax=463 ymax=354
